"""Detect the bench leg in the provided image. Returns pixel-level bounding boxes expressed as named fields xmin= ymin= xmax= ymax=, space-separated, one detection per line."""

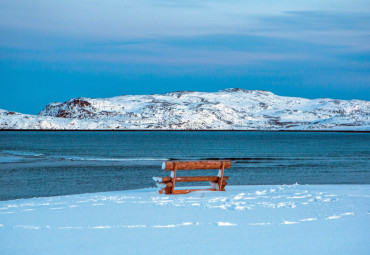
xmin=170 ymin=163 xmax=177 ymax=194
xmin=217 ymin=162 xmax=225 ymax=191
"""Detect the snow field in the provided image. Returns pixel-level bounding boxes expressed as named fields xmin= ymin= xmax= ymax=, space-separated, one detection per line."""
xmin=0 ymin=184 xmax=369 ymax=254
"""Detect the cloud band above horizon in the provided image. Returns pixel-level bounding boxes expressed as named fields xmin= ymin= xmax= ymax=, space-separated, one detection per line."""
xmin=0 ymin=0 xmax=369 ymax=114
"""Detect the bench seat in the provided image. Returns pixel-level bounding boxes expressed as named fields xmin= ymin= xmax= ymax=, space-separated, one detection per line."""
xmin=153 ymin=176 xmax=229 ymax=183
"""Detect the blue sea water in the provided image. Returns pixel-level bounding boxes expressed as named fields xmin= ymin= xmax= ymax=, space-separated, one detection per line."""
xmin=0 ymin=131 xmax=369 ymax=201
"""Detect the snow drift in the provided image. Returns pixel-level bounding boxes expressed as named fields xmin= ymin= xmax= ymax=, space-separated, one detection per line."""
xmin=1 ymin=185 xmax=369 ymax=254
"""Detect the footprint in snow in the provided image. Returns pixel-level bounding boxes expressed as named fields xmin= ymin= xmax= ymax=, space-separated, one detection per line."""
xmin=249 ymin=222 xmax=271 ymax=226
xmin=216 ymin=222 xmax=237 ymax=227
xmin=233 ymin=193 xmax=245 ymax=200
xmin=59 ymin=226 xmax=83 ymax=230
xmin=255 ymin=190 xmax=267 ymax=195
xmin=324 ymin=212 xmax=354 ymax=220
xmin=152 ymin=224 xmax=177 ymax=228
xmin=340 ymin=212 xmax=354 ymax=216
xmin=49 ymin=207 xmax=64 ymax=210
xmin=282 ymin=220 xmax=299 ymax=225
xmin=89 ymin=225 xmax=112 ymax=229
xmin=300 ymin=218 xmax=317 ymax=222
xmin=21 ymin=209 xmax=35 ymax=212
xmin=13 ymin=225 xmax=44 ymax=230
xmin=325 ymin=215 xmax=341 ymax=220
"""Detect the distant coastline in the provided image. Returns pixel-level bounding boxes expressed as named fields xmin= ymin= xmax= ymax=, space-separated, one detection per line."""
xmin=1 ymin=89 xmax=369 ymax=131
xmin=0 ymin=129 xmax=369 ymax=133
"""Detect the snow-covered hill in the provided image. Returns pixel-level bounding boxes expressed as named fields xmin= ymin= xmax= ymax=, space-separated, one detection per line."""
xmin=1 ymin=89 xmax=369 ymax=130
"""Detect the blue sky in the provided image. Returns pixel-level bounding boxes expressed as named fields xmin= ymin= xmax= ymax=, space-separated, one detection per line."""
xmin=0 ymin=0 xmax=369 ymax=114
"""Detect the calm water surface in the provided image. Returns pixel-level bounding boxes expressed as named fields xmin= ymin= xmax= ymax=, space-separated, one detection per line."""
xmin=0 ymin=131 xmax=369 ymax=200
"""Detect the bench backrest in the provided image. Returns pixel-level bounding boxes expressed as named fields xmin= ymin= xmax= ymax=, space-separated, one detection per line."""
xmin=159 ymin=160 xmax=232 ymax=194
xmin=162 ymin=160 xmax=232 ymax=170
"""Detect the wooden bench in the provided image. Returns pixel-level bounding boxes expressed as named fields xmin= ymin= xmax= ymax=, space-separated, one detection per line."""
xmin=153 ymin=160 xmax=232 ymax=195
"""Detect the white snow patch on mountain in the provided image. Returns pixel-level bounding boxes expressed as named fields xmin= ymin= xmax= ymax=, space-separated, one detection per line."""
xmin=1 ymin=89 xmax=369 ymax=130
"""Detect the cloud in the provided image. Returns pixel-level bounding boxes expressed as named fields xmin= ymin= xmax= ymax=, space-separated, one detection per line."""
xmin=0 ymin=1 xmax=369 ymax=88
xmin=1 ymin=0 xmax=369 ymax=115
xmin=246 ymin=11 xmax=370 ymax=51
xmin=1 ymin=0 xmax=369 ymax=39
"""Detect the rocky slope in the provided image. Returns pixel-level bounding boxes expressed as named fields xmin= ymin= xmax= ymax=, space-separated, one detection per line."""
xmin=1 ymin=89 xmax=369 ymax=130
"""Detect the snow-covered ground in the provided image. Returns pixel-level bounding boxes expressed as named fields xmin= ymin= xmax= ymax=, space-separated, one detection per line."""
xmin=1 ymin=88 xmax=369 ymax=130
xmin=1 ymin=184 xmax=369 ymax=254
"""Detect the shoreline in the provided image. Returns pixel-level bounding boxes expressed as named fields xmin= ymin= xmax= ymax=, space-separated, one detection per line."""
xmin=2 ymin=184 xmax=370 ymax=202
xmin=0 ymin=129 xmax=369 ymax=133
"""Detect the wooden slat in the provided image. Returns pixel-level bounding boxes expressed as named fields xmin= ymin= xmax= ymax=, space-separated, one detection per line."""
xmin=158 ymin=181 xmax=227 ymax=194
xmin=158 ymin=176 xmax=229 ymax=183
xmin=162 ymin=160 xmax=231 ymax=170
xmin=172 ymin=188 xmax=217 ymax=195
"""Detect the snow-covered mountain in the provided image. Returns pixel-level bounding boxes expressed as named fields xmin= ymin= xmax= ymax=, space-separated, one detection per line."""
xmin=1 ymin=89 xmax=369 ymax=130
